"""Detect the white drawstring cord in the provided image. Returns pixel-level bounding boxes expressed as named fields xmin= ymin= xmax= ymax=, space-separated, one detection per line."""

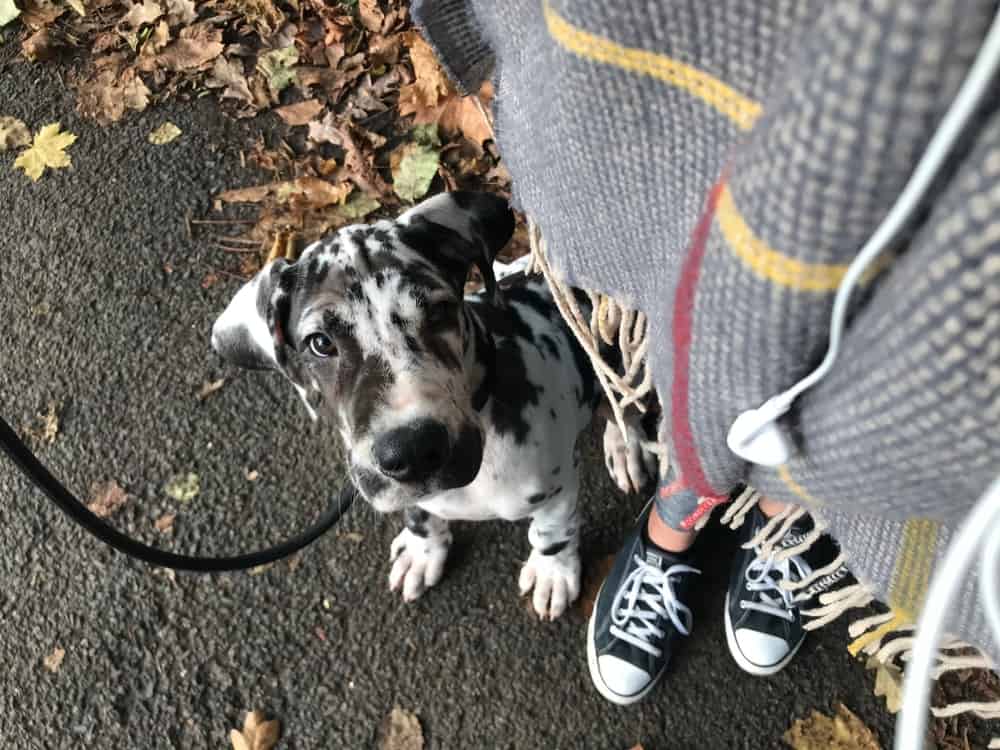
xmin=896 ymin=477 xmax=1000 ymax=750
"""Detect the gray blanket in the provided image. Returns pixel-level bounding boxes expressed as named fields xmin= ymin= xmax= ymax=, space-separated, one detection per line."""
xmin=413 ymin=0 xmax=1000 ymax=661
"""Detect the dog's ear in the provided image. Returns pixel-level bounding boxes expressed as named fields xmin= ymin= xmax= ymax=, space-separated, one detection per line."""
xmin=396 ymin=191 xmax=515 ymax=305
xmin=211 ymin=258 xmax=296 ymax=371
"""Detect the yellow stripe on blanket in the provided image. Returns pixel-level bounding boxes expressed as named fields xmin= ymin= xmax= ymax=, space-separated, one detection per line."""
xmin=889 ymin=518 xmax=940 ymax=618
xmin=543 ymin=2 xmax=762 ymax=131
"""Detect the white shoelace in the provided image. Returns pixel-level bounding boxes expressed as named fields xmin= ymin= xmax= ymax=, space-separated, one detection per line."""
xmin=741 ymin=549 xmax=812 ymax=621
xmin=609 ymin=555 xmax=700 ymax=658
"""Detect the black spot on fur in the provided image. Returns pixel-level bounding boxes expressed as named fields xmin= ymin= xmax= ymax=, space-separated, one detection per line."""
xmin=527 ymin=493 xmax=547 ymax=505
xmin=548 ymin=486 xmax=563 ymax=499
xmin=549 ymin=408 xmax=557 ymax=420
xmin=505 ymin=286 xmax=551 ymax=321
xmin=487 ymin=338 xmax=542 ymax=444
xmin=306 ymin=255 xmax=330 ymax=288
xmin=404 ymin=506 xmax=431 ymax=537
xmin=551 ymin=466 xmax=561 ymax=476
xmin=391 ymin=312 xmax=405 ymax=329
xmin=405 ymin=335 xmax=420 ymax=354
xmin=374 ymin=271 xmax=386 ymax=288
xmin=348 ymin=282 xmax=364 ymax=301
xmin=467 ymin=297 xmax=535 ymax=343
xmin=351 ymin=356 xmax=393 ymax=437
xmin=540 ymin=540 xmax=569 ymax=556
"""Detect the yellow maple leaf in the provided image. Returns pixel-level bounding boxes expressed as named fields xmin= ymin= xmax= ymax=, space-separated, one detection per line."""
xmin=14 ymin=123 xmax=77 ymax=181
xmin=783 ymin=703 xmax=881 ymax=750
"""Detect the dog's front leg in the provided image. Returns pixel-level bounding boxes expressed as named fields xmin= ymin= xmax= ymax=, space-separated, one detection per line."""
xmin=389 ymin=506 xmax=452 ymax=602
xmin=519 ymin=488 xmax=581 ymax=621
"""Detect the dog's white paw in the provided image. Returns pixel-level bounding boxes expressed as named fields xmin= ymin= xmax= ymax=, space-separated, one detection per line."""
xmin=518 ymin=546 xmax=581 ymax=621
xmin=389 ymin=527 xmax=451 ymax=602
xmin=603 ymin=415 xmax=659 ymax=494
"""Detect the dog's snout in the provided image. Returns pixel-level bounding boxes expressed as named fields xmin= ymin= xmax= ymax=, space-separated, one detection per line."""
xmin=373 ymin=419 xmax=451 ymax=482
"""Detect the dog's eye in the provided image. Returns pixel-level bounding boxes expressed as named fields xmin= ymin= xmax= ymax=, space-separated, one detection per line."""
xmin=307 ymin=333 xmax=338 ymax=358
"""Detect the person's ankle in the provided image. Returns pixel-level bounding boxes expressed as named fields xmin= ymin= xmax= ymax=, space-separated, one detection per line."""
xmin=758 ymin=496 xmax=792 ymax=518
xmin=645 ymin=508 xmax=696 ymax=554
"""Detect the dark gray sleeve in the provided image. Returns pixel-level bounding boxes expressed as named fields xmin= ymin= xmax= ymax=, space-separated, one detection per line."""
xmin=411 ymin=0 xmax=495 ymax=94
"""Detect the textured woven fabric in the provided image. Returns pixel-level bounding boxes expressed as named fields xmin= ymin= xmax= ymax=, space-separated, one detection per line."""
xmin=413 ymin=0 xmax=1000 ymax=659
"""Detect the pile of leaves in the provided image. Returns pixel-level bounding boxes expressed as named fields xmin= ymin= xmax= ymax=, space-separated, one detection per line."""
xmin=2 ymin=0 xmax=515 ymax=273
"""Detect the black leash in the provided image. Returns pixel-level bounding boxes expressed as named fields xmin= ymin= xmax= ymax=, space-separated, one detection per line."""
xmin=0 ymin=415 xmax=355 ymax=572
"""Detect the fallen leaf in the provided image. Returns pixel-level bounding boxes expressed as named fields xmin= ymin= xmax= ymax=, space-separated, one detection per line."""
xmin=257 ymin=46 xmax=298 ymax=96
xmin=783 ymin=703 xmax=881 ymax=750
xmin=283 ymin=176 xmax=352 ymax=208
xmin=391 ymin=141 xmax=438 ymax=203
xmin=87 ymin=480 xmax=128 ymax=518
xmin=249 ymin=562 xmax=274 ymax=576
xmin=337 ymin=531 xmax=364 ymax=542
xmin=231 ymin=710 xmax=280 ymax=750
xmin=200 ymin=271 xmax=219 ymax=289
xmin=217 ymin=184 xmax=273 ymax=203
xmin=148 ymin=121 xmax=181 ymax=145
xmin=154 ymin=513 xmax=175 ymax=533
xmin=66 ymin=0 xmax=85 ymax=16
xmin=163 ymin=0 xmax=195 ymax=25
xmin=400 ymin=31 xmax=449 ymax=114
xmin=867 ymin=656 xmax=904 ymax=714
xmin=76 ymin=66 xmax=151 ymax=125
xmin=43 ymin=647 xmax=65 ymax=673
xmin=19 ymin=0 xmax=64 ymax=30
xmin=207 ymin=56 xmax=254 ymax=106
xmin=358 ymin=0 xmax=383 ymax=33
xmin=275 ymin=99 xmax=324 ymax=126
xmin=577 ymin=554 xmax=616 ymax=618
xmin=142 ymin=25 xmax=223 ymax=72
xmin=0 ymin=0 xmax=20 ymax=27
xmin=122 ymin=0 xmax=162 ymax=29
xmin=337 ymin=193 xmax=381 ymax=220
xmin=23 ymin=401 xmax=60 ymax=446
xmin=308 ymin=115 xmax=391 ymax=197
xmin=0 ymin=116 xmax=31 ymax=151
xmin=14 ymin=123 xmax=77 ymax=181
xmin=378 ymin=707 xmax=423 ymax=750
xmin=21 ymin=27 xmax=58 ymax=61
xmin=164 ymin=472 xmax=200 ymax=503
xmin=197 ymin=378 xmax=226 ymax=400
xmin=245 ymin=469 xmax=259 ymax=481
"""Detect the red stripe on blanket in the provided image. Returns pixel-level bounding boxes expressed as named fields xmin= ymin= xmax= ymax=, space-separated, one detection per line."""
xmin=670 ymin=178 xmax=727 ymax=502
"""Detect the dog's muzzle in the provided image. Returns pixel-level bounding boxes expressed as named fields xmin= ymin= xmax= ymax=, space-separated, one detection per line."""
xmin=370 ymin=419 xmax=484 ymax=494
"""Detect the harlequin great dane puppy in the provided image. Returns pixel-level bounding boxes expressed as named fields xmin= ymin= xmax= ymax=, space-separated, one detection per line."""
xmin=211 ymin=192 xmax=654 ymax=619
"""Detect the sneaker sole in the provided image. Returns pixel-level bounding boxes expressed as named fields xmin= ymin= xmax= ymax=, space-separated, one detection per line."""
xmin=723 ymin=592 xmax=805 ymax=677
xmin=586 ymin=583 xmax=666 ymax=706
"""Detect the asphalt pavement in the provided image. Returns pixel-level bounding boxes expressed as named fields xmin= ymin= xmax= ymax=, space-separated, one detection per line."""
xmin=0 ymin=40 xmax=898 ymax=749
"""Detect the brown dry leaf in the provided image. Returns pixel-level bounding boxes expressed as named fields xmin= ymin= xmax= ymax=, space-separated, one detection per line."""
xmin=275 ymin=100 xmax=324 ymax=127
xmin=308 ymin=115 xmax=391 ymax=198
xmin=0 ymin=116 xmax=31 ymax=151
xmin=283 ymin=176 xmax=352 ymax=208
xmin=77 ymin=66 xmax=151 ymax=125
xmin=400 ymin=31 xmax=449 ymax=113
xmin=87 ymin=480 xmax=128 ymax=518
xmin=577 ymin=554 xmax=616 ymax=618
xmin=142 ymin=24 xmax=223 ymax=72
xmin=206 ymin=56 xmax=254 ymax=106
xmin=379 ymin=707 xmax=424 ymax=750
xmin=122 ymin=0 xmax=162 ymax=29
xmin=217 ymin=184 xmax=274 ymax=203
xmin=22 ymin=28 xmax=58 ymax=61
xmin=200 ymin=271 xmax=219 ymax=288
xmin=358 ymin=0 xmax=384 ymax=33
xmin=230 ymin=710 xmax=280 ymax=750
xmin=19 ymin=0 xmax=65 ymax=30
xmin=783 ymin=703 xmax=881 ymax=750
xmin=23 ymin=401 xmax=60 ymax=444
xmin=154 ymin=513 xmax=175 ymax=533
xmin=163 ymin=0 xmax=195 ymax=25
xmin=197 ymin=377 xmax=226 ymax=401
xmin=43 ymin=647 xmax=65 ymax=673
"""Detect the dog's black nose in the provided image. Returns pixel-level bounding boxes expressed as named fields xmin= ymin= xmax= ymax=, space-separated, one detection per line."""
xmin=372 ymin=419 xmax=451 ymax=482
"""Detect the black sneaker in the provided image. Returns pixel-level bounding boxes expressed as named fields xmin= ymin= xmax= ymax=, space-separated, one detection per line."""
xmin=724 ymin=505 xmax=815 ymax=676
xmin=587 ymin=505 xmax=700 ymax=705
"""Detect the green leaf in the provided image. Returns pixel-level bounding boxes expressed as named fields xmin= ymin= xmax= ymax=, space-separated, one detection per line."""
xmin=392 ymin=142 xmax=439 ymax=203
xmin=257 ymin=46 xmax=299 ymax=96
xmin=411 ymin=123 xmax=440 ymax=148
xmin=337 ymin=193 xmax=381 ymax=220
xmin=0 ymin=0 xmax=20 ymax=27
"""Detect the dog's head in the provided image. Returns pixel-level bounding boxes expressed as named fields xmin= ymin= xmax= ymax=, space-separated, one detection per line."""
xmin=211 ymin=192 xmax=514 ymax=512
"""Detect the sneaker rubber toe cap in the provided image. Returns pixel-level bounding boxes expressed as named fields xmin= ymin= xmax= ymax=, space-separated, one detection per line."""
xmin=733 ymin=629 xmax=790 ymax=669
xmin=596 ymin=655 xmax=652 ymax=699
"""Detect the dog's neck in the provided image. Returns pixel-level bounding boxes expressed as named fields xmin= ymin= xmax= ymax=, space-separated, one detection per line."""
xmin=462 ymin=302 xmax=496 ymax=412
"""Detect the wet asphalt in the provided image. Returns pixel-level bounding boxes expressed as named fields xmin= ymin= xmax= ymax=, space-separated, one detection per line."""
xmin=0 ymin=41 xmax=898 ymax=749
